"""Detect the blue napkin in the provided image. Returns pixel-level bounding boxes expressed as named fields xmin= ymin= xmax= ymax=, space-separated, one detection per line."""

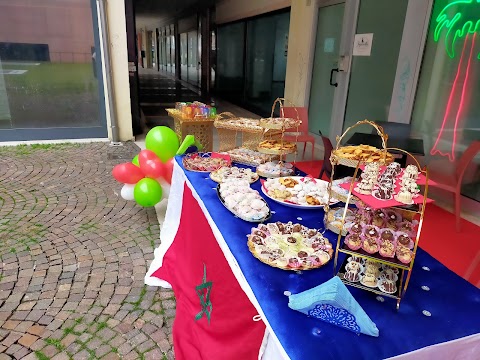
xmin=288 ymin=276 xmax=379 ymax=337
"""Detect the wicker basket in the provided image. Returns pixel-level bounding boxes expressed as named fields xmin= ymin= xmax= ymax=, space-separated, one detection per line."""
xmin=167 ymin=109 xmax=215 ymax=152
xmin=330 ymin=120 xmax=395 ymax=168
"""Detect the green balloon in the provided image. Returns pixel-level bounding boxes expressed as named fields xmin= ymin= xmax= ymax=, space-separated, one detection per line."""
xmin=134 ymin=178 xmax=163 ymax=207
xmin=145 ymin=126 xmax=180 ymax=162
xmin=132 ymin=155 xmax=140 ymax=167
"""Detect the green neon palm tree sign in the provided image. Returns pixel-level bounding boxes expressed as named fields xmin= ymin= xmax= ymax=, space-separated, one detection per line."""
xmin=430 ymin=0 xmax=479 ymax=161
xmin=434 ymin=0 xmax=480 ymax=59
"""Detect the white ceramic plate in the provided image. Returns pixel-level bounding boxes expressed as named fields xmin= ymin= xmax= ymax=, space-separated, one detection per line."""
xmin=261 ymin=177 xmax=339 ymax=209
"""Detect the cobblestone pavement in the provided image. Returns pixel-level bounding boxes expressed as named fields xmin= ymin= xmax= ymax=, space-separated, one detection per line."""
xmin=0 ymin=143 xmax=175 ymax=360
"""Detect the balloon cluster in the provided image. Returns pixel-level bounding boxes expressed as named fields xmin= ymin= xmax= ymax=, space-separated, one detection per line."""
xmin=112 ymin=126 xmax=201 ymax=207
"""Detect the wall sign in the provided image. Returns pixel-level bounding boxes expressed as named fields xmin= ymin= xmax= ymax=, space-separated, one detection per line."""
xmin=353 ymin=33 xmax=373 ymax=56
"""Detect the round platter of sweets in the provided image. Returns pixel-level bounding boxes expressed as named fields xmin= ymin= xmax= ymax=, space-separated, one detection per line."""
xmin=217 ymin=180 xmax=270 ymax=223
xmin=247 ymin=222 xmax=333 ymax=270
xmin=210 ymin=166 xmax=259 ymax=183
xmin=182 ymin=152 xmax=231 ymax=172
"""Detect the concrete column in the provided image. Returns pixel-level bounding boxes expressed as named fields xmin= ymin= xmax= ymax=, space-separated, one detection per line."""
xmin=284 ymin=0 xmax=317 ymax=107
xmin=104 ymin=0 xmax=133 ymax=141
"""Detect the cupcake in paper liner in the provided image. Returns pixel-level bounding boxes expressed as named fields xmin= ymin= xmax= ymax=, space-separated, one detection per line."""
xmin=396 ymin=245 xmax=413 ymax=264
xmin=363 ymin=225 xmax=380 ymax=241
xmin=349 ymin=222 xmax=364 ymax=235
xmin=385 ymin=210 xmax=402 ymax=229
xmin=345 ymin=233 xmax=362 ymax=251
xmin=371 ymin=209 xmax=387 ymax=227
xmin=379 ymin=236 xmax=396 ymax=258
xmin=396 ymin=231 xmax=414 ymax=249
xmin=362 ymin=234 xmax=380 ymax=254
xmin=398 ymin=221 xmax=417 ymax=237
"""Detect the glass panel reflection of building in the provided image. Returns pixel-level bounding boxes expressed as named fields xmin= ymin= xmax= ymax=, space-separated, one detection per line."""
xmin=0 ymin=0 xmax=101 ymax=130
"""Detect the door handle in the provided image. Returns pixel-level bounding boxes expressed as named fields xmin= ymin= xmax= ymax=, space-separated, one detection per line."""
xmin=330 ymin=68 xmax=339 ymax=87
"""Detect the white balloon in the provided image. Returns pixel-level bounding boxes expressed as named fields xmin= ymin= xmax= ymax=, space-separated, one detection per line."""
xmin=156 ymin=178 xmax=171 ymax=199
xmin=121 ymin=184 xmax=135 ymax=201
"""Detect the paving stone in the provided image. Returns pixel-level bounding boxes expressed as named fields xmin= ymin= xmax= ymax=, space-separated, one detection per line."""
xmin=27 ymin=325 xmax=46 ymax=337
xmin=18 ymin=333 xmax=38 ymax=348
xmin=102 ymin=354 xmax=121 ymax=360
xmin=137 ymin=339 xmax=156 ymax=353
xmin=51 ymin=353 xmax=70 ymax=360
xmin=2 ymin=320 xmax=20 ymax=330
xmin=2 ymin=332 xmax=22 ymax=347
xmin=72 ymin=349 xmax=90 ymax=360
xmin=5 ymin=344 xmax=21 ymax=355
xmin=97 ymin=327 xmax=116 ymax=342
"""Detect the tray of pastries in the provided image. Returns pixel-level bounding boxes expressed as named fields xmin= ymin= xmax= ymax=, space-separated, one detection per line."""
xmin=344 ymin=206 xmax=416 ymax=265
xmin=332 ymin=145 xmax=394 ymax=167
xmin=217 ymin=180 xmax=271 ymax=222
xmin=214 ymin=117 xmax=264 ymax=132
xmin=262 ymin=176 xmax=338 ymax=208
xmin=259 ymin=117 xmax=301 ymax=130
xmin=210 ymin=166 xmax=259 ymax=183
xmin=222 ymin=148 xmax=278 ymax=167
xmin=247 ymin=222 xmax=333 ymax=270
xmin=258 ymin=140 xmax=297 ymax=155
xmin=256 ymin=161 xmax=295 ymax=178
xmin=182 ymin=152 xmax=231 ymax=172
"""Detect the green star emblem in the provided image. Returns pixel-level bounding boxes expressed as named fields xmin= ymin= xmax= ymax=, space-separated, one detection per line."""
xmin=195 ymin=264 xmax=213 ymax=324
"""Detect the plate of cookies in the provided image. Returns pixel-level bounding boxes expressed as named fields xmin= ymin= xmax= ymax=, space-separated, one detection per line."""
xmin=257 ymin=140 xmax=297 ymax=155
xmin=332 ymin=145 xmax=394 ymax=167
xmin=247 ymin=222 xmax=333 ymax=270
xmin=261 ymin=176 xmax=339 ymax=209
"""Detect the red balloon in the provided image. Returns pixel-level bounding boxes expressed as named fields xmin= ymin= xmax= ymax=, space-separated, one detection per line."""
xmin=140 ymin=159 xmax=165 ymax=179
xmin=138 ymin=149 xmax=159 ymax=166
xmin=112 ymin=163 xmax=145 ymax=184
xmin=162 ymin=159 xmax=174 ymax=184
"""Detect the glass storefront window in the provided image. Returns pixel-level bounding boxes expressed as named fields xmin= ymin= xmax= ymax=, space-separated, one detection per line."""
xmin=180 ymin=33 xmax=188 ymax=79
xmin=245 ymin=12 xmax=290 ymax=115
xmin=411 ymin=0 xmax=480 ymax=202
xmin=166 ymin=35 xmax=171 ymax=70
xmin=217 ymin=22 xmax=245 ymax=100
xmin=0 ymin=0 xmax=103 ymax=133
xmin=216 ymin=10 xmax=290 ymax=116
xmin=171 ymin=34 xmax=176 ymax=74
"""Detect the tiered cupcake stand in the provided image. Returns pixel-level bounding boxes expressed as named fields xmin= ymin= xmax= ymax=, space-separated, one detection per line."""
xmin=325 ymin=120 xmax=430 ymax=310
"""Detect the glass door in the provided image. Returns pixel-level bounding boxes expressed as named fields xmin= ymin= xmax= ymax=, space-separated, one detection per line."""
xmin=342 ymin=0 xmax=409 ymax=132
xmin=308 ymin=1 xmax=345 ymax=137
xmin=309 ymin=0 xmax=423 ymax=140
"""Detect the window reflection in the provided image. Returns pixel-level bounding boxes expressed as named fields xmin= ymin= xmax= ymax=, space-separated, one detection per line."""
xmin=412 ymin=0 xmax=480 ymax=202
xmin=0 ymin=0 xmax=101 ymax=130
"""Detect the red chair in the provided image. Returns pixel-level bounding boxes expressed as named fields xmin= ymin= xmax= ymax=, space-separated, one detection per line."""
xmin=319 ymin=133 xmax=333 ymax=180
xmin=281 ymin=107 xmax=315 ymax=160
xmin=428 ymin=140 xmax=480 ymax=232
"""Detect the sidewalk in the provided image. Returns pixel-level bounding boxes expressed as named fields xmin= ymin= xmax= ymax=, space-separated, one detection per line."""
xmin=0 ymin=142 xmax=174 ymax=359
